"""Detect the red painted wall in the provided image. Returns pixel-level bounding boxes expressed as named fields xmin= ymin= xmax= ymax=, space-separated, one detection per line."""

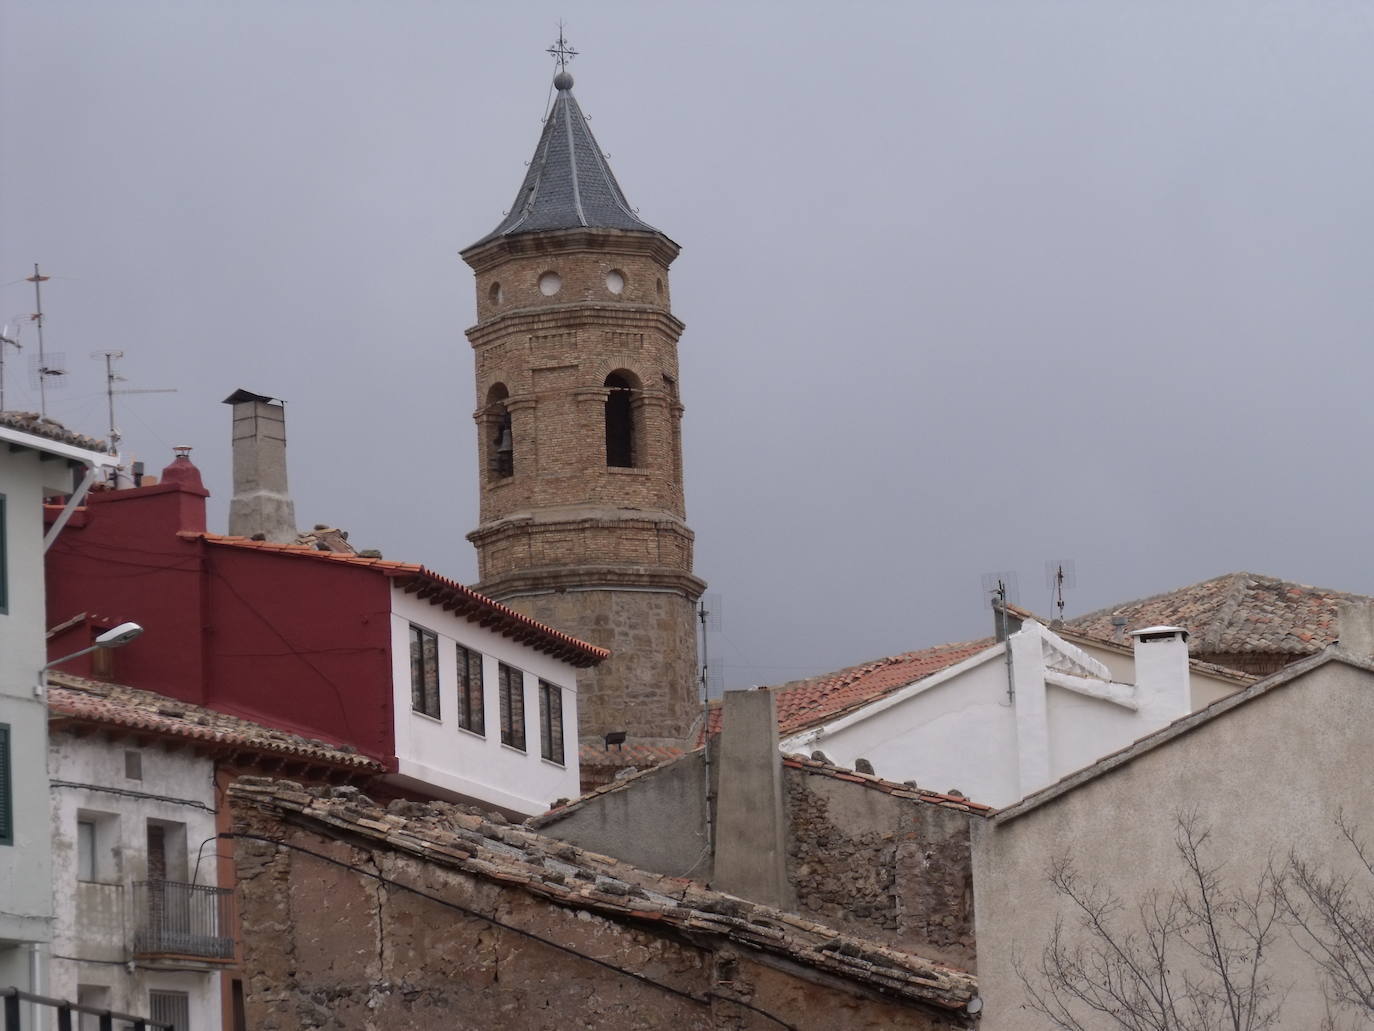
xmin=45 ymin=466 xmax=396 ymax=766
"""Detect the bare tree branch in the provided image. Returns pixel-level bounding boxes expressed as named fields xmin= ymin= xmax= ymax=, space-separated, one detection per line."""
xmin=1281 ymin=810 xmax=1374 ymax=1018
xmin=1017 ymin=810 xmax=1285 ymax=1031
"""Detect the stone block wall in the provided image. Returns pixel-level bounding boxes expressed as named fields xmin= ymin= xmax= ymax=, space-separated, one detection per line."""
xmin=784 ymin=770 xmax=977 ymax=971
xmin=232 ymin=799 xmax=969 ymax=1030
xmin=509 ymin=586 xmax=701 ymax=744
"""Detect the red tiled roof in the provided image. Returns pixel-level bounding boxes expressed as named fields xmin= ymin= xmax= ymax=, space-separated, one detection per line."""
xmin=1067 ymin=572 xmax=1371 ymax=658
xmin=47 ymin=672 xmax=385 ymax=772
xmin=707 ymin=638 xmax=994 ymax=740
xmin=188 ymin=533 xmax=610 ymax=668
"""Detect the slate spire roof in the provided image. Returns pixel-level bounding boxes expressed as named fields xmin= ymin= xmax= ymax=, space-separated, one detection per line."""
xmin=474 ymin=70 xmax=659 ymax=245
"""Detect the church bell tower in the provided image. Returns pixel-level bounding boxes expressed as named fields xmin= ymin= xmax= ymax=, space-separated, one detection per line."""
xmin=461 ymin=54 xmax=705 ymax=757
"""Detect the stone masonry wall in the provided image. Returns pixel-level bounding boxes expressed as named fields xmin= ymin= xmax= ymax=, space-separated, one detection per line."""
xmin=785 ymin=770 xmax=977 ymax=972
xmin=233 ymin=800 xmax=966 ymax=1030
xmin=510 ymin=587 xmax=700 ymax=744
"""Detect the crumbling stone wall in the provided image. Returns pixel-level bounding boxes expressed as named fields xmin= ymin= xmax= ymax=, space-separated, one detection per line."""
xmin=233 ymin=800 xmax=969 ymax=1030
xmin=784 ymin=770 xmax=977 ymax=971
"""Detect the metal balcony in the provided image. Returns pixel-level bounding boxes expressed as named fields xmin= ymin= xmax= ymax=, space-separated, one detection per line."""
xmin=132 ymin=879 xmax=235 ymax=961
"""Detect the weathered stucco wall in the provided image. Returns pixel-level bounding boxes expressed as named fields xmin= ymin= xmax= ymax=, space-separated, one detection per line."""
xmin=536 ymin=756 xmax=979 ymax=971
xmin=536 ymin=749 xmax=714 ymax=879
xmin=48 ymin=730 xmax=222 ymax=1027
xmin=232 ymin=798 xmax=967 ymax=1030
xmin=1 ymin=450 xmax=65 ymax=947
xmin=973 ymin=659 xmax=1374 ymax=1031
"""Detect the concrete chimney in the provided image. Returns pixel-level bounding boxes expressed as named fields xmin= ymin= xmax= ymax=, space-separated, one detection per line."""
xmin=1336 ymin=600 xmax=1374 ymax=659
xmin=713 ymin=689 xmax=795 ymax=910
xmin=223 ymin=389 xmax=297 ymax=543
xmin=1130 ymin=626 xmax=1191 ymax=725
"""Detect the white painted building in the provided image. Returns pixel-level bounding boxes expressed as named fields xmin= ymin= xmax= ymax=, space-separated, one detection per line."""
xmin=781 ymin=620 xmax=1245 ymax=809
xmin=48 ymin=729 xmax=223 ymax=1031
xmin=388 ymin=581 xmax=586 ymax=815
xmin=0 ymin=413 xmax=116 ymax=1020
xmin=45 ymin=670 xmax=387 ymax=1031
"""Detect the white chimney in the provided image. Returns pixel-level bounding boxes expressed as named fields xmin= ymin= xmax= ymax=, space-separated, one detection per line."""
xmin=1131 ymin=626 xmax=1191 ymax=725
xmin=223 ymin=388 xmax=297 ymax=543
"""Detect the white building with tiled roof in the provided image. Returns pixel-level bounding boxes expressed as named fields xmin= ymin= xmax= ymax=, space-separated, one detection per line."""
xmin=45 ymin=671 xmax=386 ymax=1031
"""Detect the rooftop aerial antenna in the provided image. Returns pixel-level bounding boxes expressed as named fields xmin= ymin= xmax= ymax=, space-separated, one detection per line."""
xmin=1045 ymin=559 xmax=1077 ymax=624
xmin=981 ymin=571 xmax=1019 ymax=704
xmin=0 ymin=317 xmax=23 ymax=411
xmin=90 ymin=349 xmax=177 ymax=459
xmin=27 ymin=263 xmax=66 ymax=416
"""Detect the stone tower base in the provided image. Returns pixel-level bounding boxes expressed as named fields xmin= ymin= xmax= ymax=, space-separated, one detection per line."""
xmin=499 ymin=586 xmax=702 ymax=747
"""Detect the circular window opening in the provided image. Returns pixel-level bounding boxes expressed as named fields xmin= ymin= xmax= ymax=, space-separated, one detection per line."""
xmin=538 ymin=271 xmax=562 ymax=296
xmin=605 ymin=270 xmax=626 ymax=295
xmin=488 ymin=281 xmax=502 ymax=304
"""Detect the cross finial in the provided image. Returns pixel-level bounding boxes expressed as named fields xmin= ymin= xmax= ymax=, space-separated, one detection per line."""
xmin=547 ymin=22 xmax=578 ymax=73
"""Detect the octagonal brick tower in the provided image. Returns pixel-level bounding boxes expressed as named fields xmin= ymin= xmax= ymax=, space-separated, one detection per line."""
xmin=461 ymin=68 xmax=705 ymax=755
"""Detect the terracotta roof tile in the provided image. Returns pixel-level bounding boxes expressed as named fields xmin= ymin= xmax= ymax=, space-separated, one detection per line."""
xmin=1067 ymin=572 xmax=1372 ymax=658
xmin=47 ymin=672 xmax=386 ymax=771
xmin=707 ymin=638 xmax=993 ymax=740
xmin=231 ymin=779 xmax=979 ymax=1010
xmin=0 ymin=411 xmax=108 ymax=452
xmin=188 ymin=533 xmax=609 ymax=668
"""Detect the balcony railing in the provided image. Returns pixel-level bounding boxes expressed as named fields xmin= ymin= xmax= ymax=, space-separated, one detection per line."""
xmin=132 ymin=879 xmax=235 ymax=961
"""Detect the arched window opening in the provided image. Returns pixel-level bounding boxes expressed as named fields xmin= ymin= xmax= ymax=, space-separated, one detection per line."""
xmin=486 ymin=384 xmax=514 ymax=480
xmin=605 ymin=373 xmax=636 ymax=468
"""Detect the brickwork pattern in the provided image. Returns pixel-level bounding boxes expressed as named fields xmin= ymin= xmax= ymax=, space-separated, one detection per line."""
xmin=464 ymin=227 xmax=702 ymax=750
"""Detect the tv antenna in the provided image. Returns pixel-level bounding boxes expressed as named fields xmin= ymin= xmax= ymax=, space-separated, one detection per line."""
xmin=1045 ymin=559 xmax=1077 ymax=623
xmin=0 ymin=317 xmax=23 ymax=412
xmin=981 ymin=571 xmax=1019 ymax=704
xmin=27 ymin=264 xmax=66 ymax=416
xmin=90 ymin=350 xmax=177 ymax=457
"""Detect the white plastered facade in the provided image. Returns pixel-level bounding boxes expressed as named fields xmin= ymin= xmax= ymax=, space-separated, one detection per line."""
xmin=782 ymin=621 xmax=1236 ymax=809
xmin=48 ymin=730 xmax=223 ymax=1030
xmin=0 ymin=426 xmax=116 ymax=1013
xmin=389 ymin=585 xmax=581 ymax=816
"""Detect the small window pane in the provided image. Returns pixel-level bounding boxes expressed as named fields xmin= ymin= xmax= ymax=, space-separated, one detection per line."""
xmin=78 ymin=820 xmax=96 ymax=880
xmin=499 ymin=664 xmax=525 ymax=751
xmin=149 ymin=990 xmax=190 ymax=1031
xmin=0 ymin=724 xmax=11 ymax=846
xmin=458 ymin=646 xmax=484 ymax=735
xmin=539 ymin=681 xmax=564 ymax=765
xmin=409 ymin=626 xmax=440 ymax=718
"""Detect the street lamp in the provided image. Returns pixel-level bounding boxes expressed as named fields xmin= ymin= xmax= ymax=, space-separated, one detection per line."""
xmin=36 ymin=621 xmax=144 ymax=696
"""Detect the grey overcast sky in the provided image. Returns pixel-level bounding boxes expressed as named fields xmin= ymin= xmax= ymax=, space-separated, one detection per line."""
xmin=3 ymin=2 xmax=1373 ymax=689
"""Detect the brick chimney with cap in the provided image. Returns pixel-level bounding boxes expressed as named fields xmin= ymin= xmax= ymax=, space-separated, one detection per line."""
xmin=223 ymin=388 xmax=297 ymax=543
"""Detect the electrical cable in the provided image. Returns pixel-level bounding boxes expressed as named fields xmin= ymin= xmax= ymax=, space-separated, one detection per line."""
xmin=223 ymin=831 xmax=798 ymax=1030
xmin=49 ymin=781 xmax=215 ymax=813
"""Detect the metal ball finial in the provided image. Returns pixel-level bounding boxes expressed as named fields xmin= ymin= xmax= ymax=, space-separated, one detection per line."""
xmin=553 ymin=70 xmax=574 ymax=91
